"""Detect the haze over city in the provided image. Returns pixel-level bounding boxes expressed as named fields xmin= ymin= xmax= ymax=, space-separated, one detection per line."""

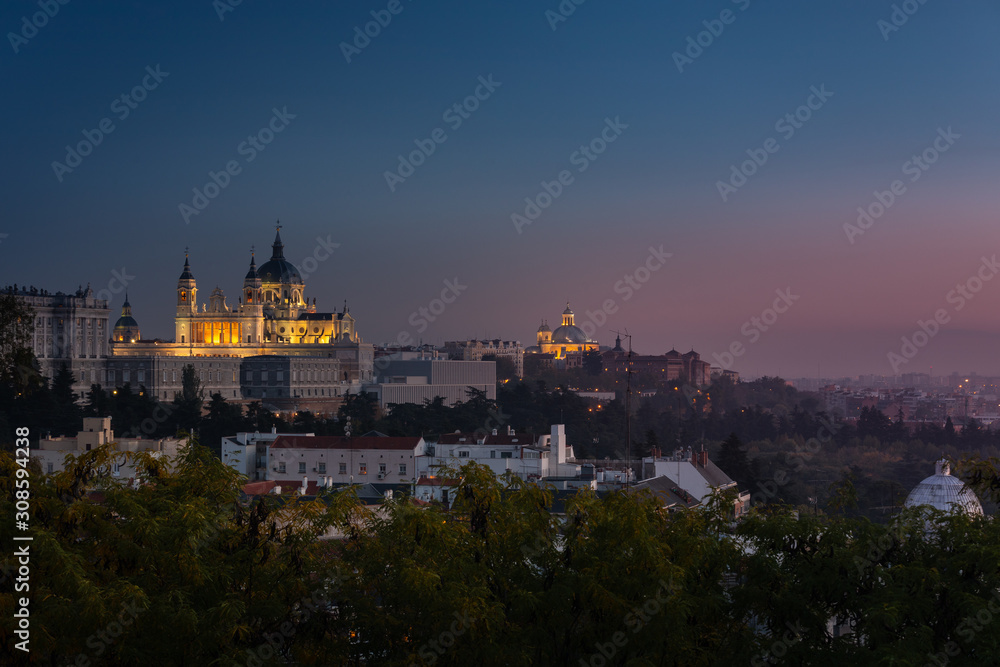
xmin=4 ymin=0 xmax=1000 ymax=378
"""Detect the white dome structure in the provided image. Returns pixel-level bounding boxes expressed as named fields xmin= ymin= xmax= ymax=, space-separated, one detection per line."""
xmin=903 ymin=460 xmax=983 ymax=516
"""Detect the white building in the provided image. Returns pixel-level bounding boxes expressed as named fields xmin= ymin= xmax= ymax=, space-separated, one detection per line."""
xmin=265 ymin=434 xmax=426 ymax=486
xmin=422 ymin=424 xmax=581 ymax=483
xmin=34 ymin=417 xmax=182 ymax=478
xmin=641 ymin=447 xmax=750 ymax=516
xmin=904 ymin=460 xmax=983 ymax=516
xmin=369 ymin=358 xmax=496 ymax=410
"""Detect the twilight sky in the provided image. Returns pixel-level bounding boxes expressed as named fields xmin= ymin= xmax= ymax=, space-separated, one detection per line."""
xmin=3 ymin=0 xmax=1000 ymax=379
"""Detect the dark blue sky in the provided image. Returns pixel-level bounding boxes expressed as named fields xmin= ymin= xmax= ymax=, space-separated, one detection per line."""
xmin=4 ymin=0 xmax=1000 ymax=378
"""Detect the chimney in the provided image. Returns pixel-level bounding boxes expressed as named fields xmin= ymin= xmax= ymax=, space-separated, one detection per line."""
xmin=300 ymin=476 xmax=308 ymax=494
xmin=691 ymin=452 xmax=698 ymax=467
xmin=507 ymin=425 xmax=514 ymax=436
xmin=700 ymin=451 xmax=708 ymax=467
xmin=551 ymin=424 xmax=566 ymax=465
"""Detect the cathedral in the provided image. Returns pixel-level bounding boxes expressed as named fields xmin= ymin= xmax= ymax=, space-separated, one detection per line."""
xmin=106 ymin=227 xmax=374 ymax=407
xmin=113 ymin=227 xmax=364 ymax=356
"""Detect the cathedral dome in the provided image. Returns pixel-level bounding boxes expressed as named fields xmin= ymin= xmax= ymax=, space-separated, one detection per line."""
xmin=113 ymin=294 xmax=140 ymax=342
xmin=904 ymin=460 xmax=983 ymax=516
xmin=257 ymin=228 xmax=303 ymax=285
xmin=551 ymin=324 xmax=589 ymax=344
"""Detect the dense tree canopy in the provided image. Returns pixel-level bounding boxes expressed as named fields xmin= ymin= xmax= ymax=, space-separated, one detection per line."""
xmin=4 ymin=445 xmax=1000 ymax=665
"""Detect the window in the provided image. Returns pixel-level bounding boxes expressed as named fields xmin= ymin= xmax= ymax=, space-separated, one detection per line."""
xmin=500 ymin=452 xmax=513 ymax=459
xmin=339 ymin=462 xmax=347 ymax=475
xmin=172 ymin=370 xmax=177 ymax=382
xmin=47 ymin=462 xmax=53 ymax=474
xmin=246 ymin=372 xmax=253 ymax=381
xmin=318 ymin=462 xmax=326 ymax=473
xmin=490 ymin=451 xmax=496 ymax=459
xmin=262 ymin=371 xmax=268 ymax=381
xmin=458 ymin=451 xmax=469 ymax=458
xmin=360 ymin=463 xmax=367 ymax=474
xmin=399 ymin=463 xmax=407 ymax=475
xmin=379 ymin=463 xmax=386 ymax=474
xmin=277 ymin=371 xmax=284 ymax=381
xmin=138 ymin=370 xmax=144 ymax=382
xmin=278 ymin=462 xmax=286 ymax=474
xmin=298 ymin=462 xmax=306 ymax=474
xmin=123 ymin=370 xmax=130 ymax=382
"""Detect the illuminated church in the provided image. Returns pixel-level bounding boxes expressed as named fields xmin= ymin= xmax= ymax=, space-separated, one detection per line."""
xmin=107 ymin=227 xmax=374 ymax=405
xmin=171 ymin=228 xmax=359 ymax=347
xmin=530 ymin=303 xmax=598 ymax=359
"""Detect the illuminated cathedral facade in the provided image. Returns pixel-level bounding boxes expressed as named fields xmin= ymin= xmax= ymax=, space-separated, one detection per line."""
xmin=109 ymin=228 xmax=374 ymax=397
xmin=171 ymin=228 xmax=359 ymax=348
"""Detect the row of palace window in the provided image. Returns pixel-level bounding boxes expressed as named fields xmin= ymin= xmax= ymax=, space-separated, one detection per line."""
xmin=277 ymin=461 xmax=407 ymax=476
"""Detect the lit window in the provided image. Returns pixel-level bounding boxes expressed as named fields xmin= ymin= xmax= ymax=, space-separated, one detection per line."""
xmin=360 ymin=463 xmax=367 ymax=474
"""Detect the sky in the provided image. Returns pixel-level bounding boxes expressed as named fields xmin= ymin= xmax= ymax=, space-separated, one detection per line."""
xmin=3 ymin=0 xmax=1000 ymax=379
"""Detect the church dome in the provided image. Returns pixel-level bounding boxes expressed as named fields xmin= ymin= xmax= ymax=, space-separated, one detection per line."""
xmin=113 ymin=294 xmax=141 ymax=342
xmin=257 ymin=228 xmax=303 ymax=285
xmin=551 ymin=324 xmax=589 ymax=344
xmin=904 ymin=460 xmax=983 ymax=516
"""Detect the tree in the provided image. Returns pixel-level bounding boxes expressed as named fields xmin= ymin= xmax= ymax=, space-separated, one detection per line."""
xmin=51 ymin=363 xmax=82 ymax=436
xmin=171 ymin=364 xmax=204 ymax=435
xmin=582 ymin=349 xmax=603 ymax=376
xmin=481 ymin=354 xmax=518 ymax=383
xmin=0 ymin=292 xmax=39 ymax=394
xmin=717 ymin=432 xmax=755 ymax=493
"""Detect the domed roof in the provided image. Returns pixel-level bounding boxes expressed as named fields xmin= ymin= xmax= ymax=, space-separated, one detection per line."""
xmin=563 ymin=303 xmax=574 ymax=315
xmin=551 ymin=324 xmax=590 ymax=344
xmin=904 ymin=460 xmax=983 ymax=516
xmin=257 ymin=228 xmax=303 ymax=285
xmin=113 ymin=294 xmax=140 ymax=341
xmin=537 ymin=321 xmax=551 ymax=333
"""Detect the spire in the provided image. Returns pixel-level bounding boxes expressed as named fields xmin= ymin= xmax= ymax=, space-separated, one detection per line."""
xmin=245 ymin=247 xmax=259 ymax=281
xmin=121 ymin=292 xmax=132 ymax=316
xmin=179 ymin=249 xmax=195 ymax=281
xmin=271 ymin=221 xmax=284 ymax=260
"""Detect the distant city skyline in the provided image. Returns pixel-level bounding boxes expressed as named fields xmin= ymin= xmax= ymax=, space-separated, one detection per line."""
xmin=4 ymin=1 xmax=1000 ymax=378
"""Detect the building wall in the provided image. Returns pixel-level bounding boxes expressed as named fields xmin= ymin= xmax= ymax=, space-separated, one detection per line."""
xmin=267 ymin=444 xmax=423 ymax=483
xmin=8 ymin=285 xmax=111 ymax=397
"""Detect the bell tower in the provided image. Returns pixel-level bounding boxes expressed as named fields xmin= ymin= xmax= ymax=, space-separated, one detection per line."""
xmin=176 ymin=250 xmax=197 ymax=344
xmin=240 ymin=248 xmax=263 ymax=344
